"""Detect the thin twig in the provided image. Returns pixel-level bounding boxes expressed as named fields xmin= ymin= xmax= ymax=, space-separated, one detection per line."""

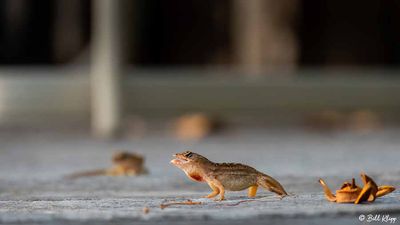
xmin=222 ymin=195 xmax=284 ymax=207
xmin=224 ymin=199 xmax=257 ymax=206
xmin=160 ymin=200 xmax=202 ymax=209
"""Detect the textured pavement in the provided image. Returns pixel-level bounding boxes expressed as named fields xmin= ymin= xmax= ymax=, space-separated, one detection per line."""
xmin=0 ymin=128 xmax=399 ymax=224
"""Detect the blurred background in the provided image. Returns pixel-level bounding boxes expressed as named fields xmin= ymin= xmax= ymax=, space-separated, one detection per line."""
xmin=0 ymin=0 xmax=400 ymax=138
xmin=1 ymin=1 xmax=400 ymax=223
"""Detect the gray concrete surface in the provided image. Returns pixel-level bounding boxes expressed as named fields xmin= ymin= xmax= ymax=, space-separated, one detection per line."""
xmin=0 ymin=128 xmax=399 ymax=225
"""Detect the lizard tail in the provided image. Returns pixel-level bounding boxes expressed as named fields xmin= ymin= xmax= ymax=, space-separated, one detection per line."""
xmin=64 ymin=169 xmax=107 ymax=180
xmin=257 ymin=173 xmax=288 ymax=197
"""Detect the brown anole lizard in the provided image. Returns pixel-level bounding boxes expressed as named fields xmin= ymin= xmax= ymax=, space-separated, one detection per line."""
xmin=170 ymin=151 xmax=288 ymax=201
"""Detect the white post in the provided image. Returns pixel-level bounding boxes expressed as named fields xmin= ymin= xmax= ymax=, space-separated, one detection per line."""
xmin=91 ymin=0 xmax=122 ymax=138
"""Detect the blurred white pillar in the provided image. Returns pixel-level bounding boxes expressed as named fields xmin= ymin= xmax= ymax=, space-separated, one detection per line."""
xmin=91 ymin=0 xmax=123 ymax=138
xmin=232 ymin=0 xmax=298 ymax=74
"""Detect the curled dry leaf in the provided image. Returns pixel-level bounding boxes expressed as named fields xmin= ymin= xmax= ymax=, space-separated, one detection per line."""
xmin=319 ymin=173 xmax=395 ymax=204
xmin=174 ymin=113 xmax=224 ymax=140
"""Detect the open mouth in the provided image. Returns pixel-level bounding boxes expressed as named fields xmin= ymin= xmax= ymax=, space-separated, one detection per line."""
xmin=170 ymin=154 xmax=189 ymax=165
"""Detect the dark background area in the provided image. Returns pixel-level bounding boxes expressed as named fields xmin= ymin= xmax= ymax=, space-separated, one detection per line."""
xmin=0 ymin=0 xmax=399 ymax=67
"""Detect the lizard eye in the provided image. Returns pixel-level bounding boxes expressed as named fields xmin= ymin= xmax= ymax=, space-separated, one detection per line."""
xmin=185 ymin=151 xmax=193 ymax=158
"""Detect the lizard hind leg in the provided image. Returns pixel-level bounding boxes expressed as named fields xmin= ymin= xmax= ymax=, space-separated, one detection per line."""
xmin=248 ymin=185 xmax=258 ymax=198
xmin=257 ymin=174 xmax=288 ymax=197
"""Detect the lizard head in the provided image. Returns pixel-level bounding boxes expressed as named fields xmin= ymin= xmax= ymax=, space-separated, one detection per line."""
xmin=170 ymin=151 xmax=210 ymax=169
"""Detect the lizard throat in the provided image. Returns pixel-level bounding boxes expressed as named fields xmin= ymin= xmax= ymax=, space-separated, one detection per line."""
xmin=186 ymin=172 xmax=204 ymax=182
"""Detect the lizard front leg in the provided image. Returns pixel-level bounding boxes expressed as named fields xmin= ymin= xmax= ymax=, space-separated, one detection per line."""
xmin=203 ymin=183 xmax=220 ymax=198
xmin=208 ymin=179 xmax=225 ymax=201
xmin=248 ymin=185 xmax=258 ymax=198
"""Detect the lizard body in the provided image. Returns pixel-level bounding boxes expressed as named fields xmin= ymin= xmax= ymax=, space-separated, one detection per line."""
xmin=171 ymin=151 xmax=288 ymax=201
